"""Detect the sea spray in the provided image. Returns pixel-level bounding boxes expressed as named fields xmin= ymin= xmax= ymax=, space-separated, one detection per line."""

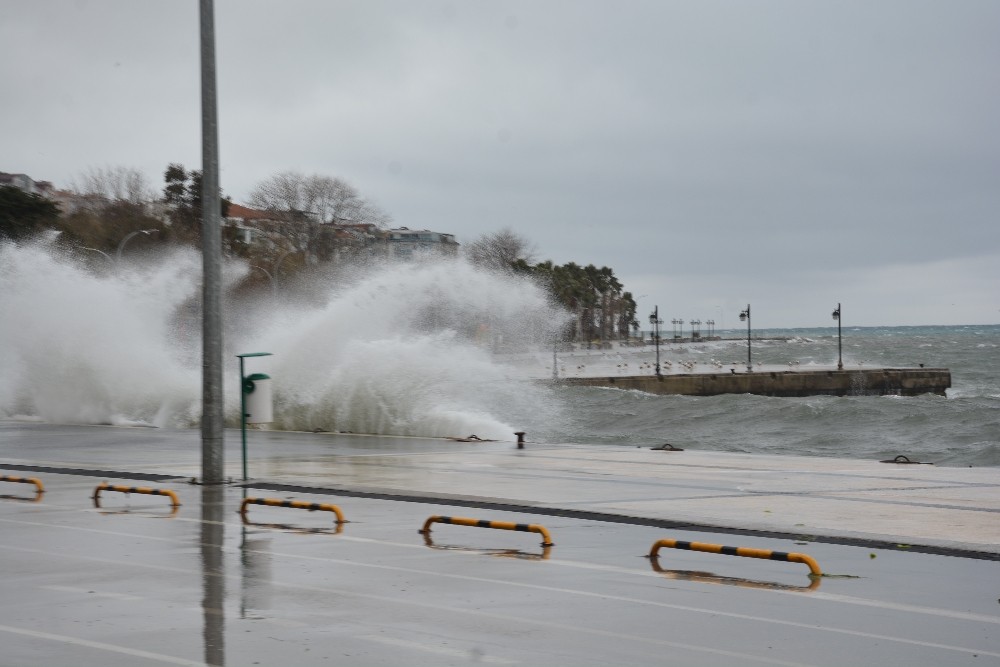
xmin=6 ymin=241 xmax=994 ymax=465
xmin=244 ymin=258 xmax=567 ymax=438
xmin=1 ymin=241 xmax=568 ymax=439
xmin=0 ymin=240 xmax=205 ymax=426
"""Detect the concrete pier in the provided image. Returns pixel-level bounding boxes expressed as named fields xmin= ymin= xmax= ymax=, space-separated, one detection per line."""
xmin=555 ymin=367 xmax=951 ymax=397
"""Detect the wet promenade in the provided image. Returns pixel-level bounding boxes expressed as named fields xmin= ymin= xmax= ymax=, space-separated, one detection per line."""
xmin=1 ymin=422 xmax=998 ymax=666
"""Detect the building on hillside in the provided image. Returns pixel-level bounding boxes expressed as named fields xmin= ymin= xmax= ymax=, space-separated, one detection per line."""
xmin=225 ymin=203 xmax=285 ymax=242
xmin=224 ymin=205 xmax=458 ymax=263
xmin=1 ymin=172 xmax=54 ymax=196
xmin=329 ymin=222 xmax=387 ymax=259
xmin=386 ymin=227 xmax=459 ymax=260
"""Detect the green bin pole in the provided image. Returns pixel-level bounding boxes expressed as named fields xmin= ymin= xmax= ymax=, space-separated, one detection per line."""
xmin=237 ymin=352 xmax=272 ymax=482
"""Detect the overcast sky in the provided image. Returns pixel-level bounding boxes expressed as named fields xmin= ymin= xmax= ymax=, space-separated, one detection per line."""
xmin=3 ymin=1 xmax=998 ymax=328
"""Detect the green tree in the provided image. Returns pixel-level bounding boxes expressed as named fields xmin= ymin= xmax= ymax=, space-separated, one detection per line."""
xmin=162 ymin=163 xmax=230 ymax=244
xmin=0 ymin=186 xmax=61 ymax=242
xmin=522 ymin=259 xmax=633 ymax=344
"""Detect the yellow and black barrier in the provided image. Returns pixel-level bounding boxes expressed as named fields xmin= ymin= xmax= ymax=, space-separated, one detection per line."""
xmin=419 ymin=515 xmax=554 ymax=547
xmin=239 ymin=497 xmax=345 ymax=525
xmin=1 ymin=475 xmax=45 ymax=494
xmin=93 ymin=482 xmax=181 ymax=508
xmin=648 ymin=538 xmax=822 ymax=576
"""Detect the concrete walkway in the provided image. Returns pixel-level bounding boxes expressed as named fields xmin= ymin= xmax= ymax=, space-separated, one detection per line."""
xmin=2 ymin=422 xmax=999 ymax=666
xmin=2 ymin=422 xmax=997 ymax=558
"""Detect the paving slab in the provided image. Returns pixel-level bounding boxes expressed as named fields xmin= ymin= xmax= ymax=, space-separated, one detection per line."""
xmin=2 ymin=422 xmax=997 ymax=557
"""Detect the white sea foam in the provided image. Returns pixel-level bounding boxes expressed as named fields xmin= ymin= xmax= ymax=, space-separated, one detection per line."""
xmin=250 ymin=259 xmax=566 ymax=438
xmin=0 ymin=241 xmax=203 ymax=426
xmin=3 ymin=239 xmax=998 ymax=464
xmin=0 ymin=241 xmax=566 ymax=439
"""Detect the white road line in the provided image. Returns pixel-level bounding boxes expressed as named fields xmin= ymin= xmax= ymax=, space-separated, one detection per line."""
xmin=3 ymin=543 xmax=809 ymax=666
xmin=5 ymin=541 xmax=998 ymax=663
xmin=0 ymin=623 xmax=207 ymax=666
xmin=3 ymin=513 xmax=1000 ymax=628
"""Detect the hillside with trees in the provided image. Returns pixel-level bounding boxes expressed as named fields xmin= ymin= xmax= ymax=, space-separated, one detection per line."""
xmin=466 ymin=228 xmax=639 ymax=345
xmin=2 ymin=167 xmax=638 ymax=344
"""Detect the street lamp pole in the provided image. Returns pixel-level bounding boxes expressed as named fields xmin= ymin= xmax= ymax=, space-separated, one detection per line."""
xmin=739 ymin=304 xmax=752 ymax=372
xmin=649 ymin=306 xmax=662 ymax=379
xmin=832 ymin=303 xmax=843 ymax=370
xmin=200 ymin=0 xmax=225 ymax=485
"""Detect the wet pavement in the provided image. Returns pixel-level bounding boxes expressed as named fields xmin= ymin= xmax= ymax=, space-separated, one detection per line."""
xmin=1 ymin=422 xmax=999 ymax=666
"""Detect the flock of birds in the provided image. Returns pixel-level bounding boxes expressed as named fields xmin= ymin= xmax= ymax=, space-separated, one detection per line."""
xmin=553 ymin=359 xmax=747 ymax=375
xmin=548 ymin=357 xmax=864 ymax=376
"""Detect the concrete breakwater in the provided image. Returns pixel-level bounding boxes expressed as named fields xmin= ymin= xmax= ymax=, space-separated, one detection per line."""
xmin=554 ymin=367 xmax=951 ymax=397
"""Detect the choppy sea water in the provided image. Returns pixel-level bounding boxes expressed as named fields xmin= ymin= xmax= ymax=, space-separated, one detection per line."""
xmin=1 ymin=241 xmax=997 ymax=467
xmin=509 ymin=326 xmax=1000 ymax=467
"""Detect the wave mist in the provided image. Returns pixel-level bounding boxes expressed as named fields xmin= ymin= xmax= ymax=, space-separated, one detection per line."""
xmin=0 ymin=240 xmax=566 ymax=440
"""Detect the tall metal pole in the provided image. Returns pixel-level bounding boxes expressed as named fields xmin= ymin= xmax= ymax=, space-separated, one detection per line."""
xmin=201 ymin=0 xmax=225 ymax=484
xmin=833 ymin=303 xmax=843 ymax=370
xmin=650 ymin=306 xmax=661 ymax=379
xmin=746 ymin=305 xmax=751 ymax=370
xmin=740 ymin=304 xmax=752 ymax=372
xmin=838 ymin=304 xmax=843 ymax=370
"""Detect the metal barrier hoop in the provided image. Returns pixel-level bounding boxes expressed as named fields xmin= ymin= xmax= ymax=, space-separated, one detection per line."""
xmin=93 ymin=482 xmax=181 ymax=508
xmin=648 ymin=538 xmax=822 ymax=576
xmin=239 ymin=497 xmax=346 ymax=524
xmin=420 ymin=515 xmax=555 ymax=547
xmin=0 ymin=475 xmax=45 ymax=494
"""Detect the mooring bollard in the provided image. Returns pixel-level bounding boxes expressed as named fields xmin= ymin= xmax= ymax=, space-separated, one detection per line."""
xmin=514 ymin=431 xmax=526 ymax=449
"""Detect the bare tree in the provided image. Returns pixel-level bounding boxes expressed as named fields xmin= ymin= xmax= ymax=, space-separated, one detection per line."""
xmin=248 ymin=171 xmax=390 ymax=226
xmin=465 ymin=227 xmax=536 ymax=272
xmin=72 ymin=165 xmax=154 ymax=206
xmin=246 ymin=170 xmax=391 ymax=264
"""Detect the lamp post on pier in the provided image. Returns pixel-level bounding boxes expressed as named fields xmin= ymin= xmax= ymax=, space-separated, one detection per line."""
xmin=739 ymin=304 xmax=752 ymax=372
xmin=649 ymin=306 xmax=662 ymax=379
xmin=832 ymin=303 xmax=843 ymax=370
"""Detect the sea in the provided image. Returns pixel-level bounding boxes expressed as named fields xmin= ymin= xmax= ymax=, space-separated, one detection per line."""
xmin=518 ymin=326 xmax=1000 ymax=468
xmin=2 ymin=239 xmax=998 ymax=467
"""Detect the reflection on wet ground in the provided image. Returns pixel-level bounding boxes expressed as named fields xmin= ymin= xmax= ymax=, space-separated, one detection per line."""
xmin=649 ymin=560 xmax=821 ymax=592
xmin=422 ymin=533 xmax=553 ymax=561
